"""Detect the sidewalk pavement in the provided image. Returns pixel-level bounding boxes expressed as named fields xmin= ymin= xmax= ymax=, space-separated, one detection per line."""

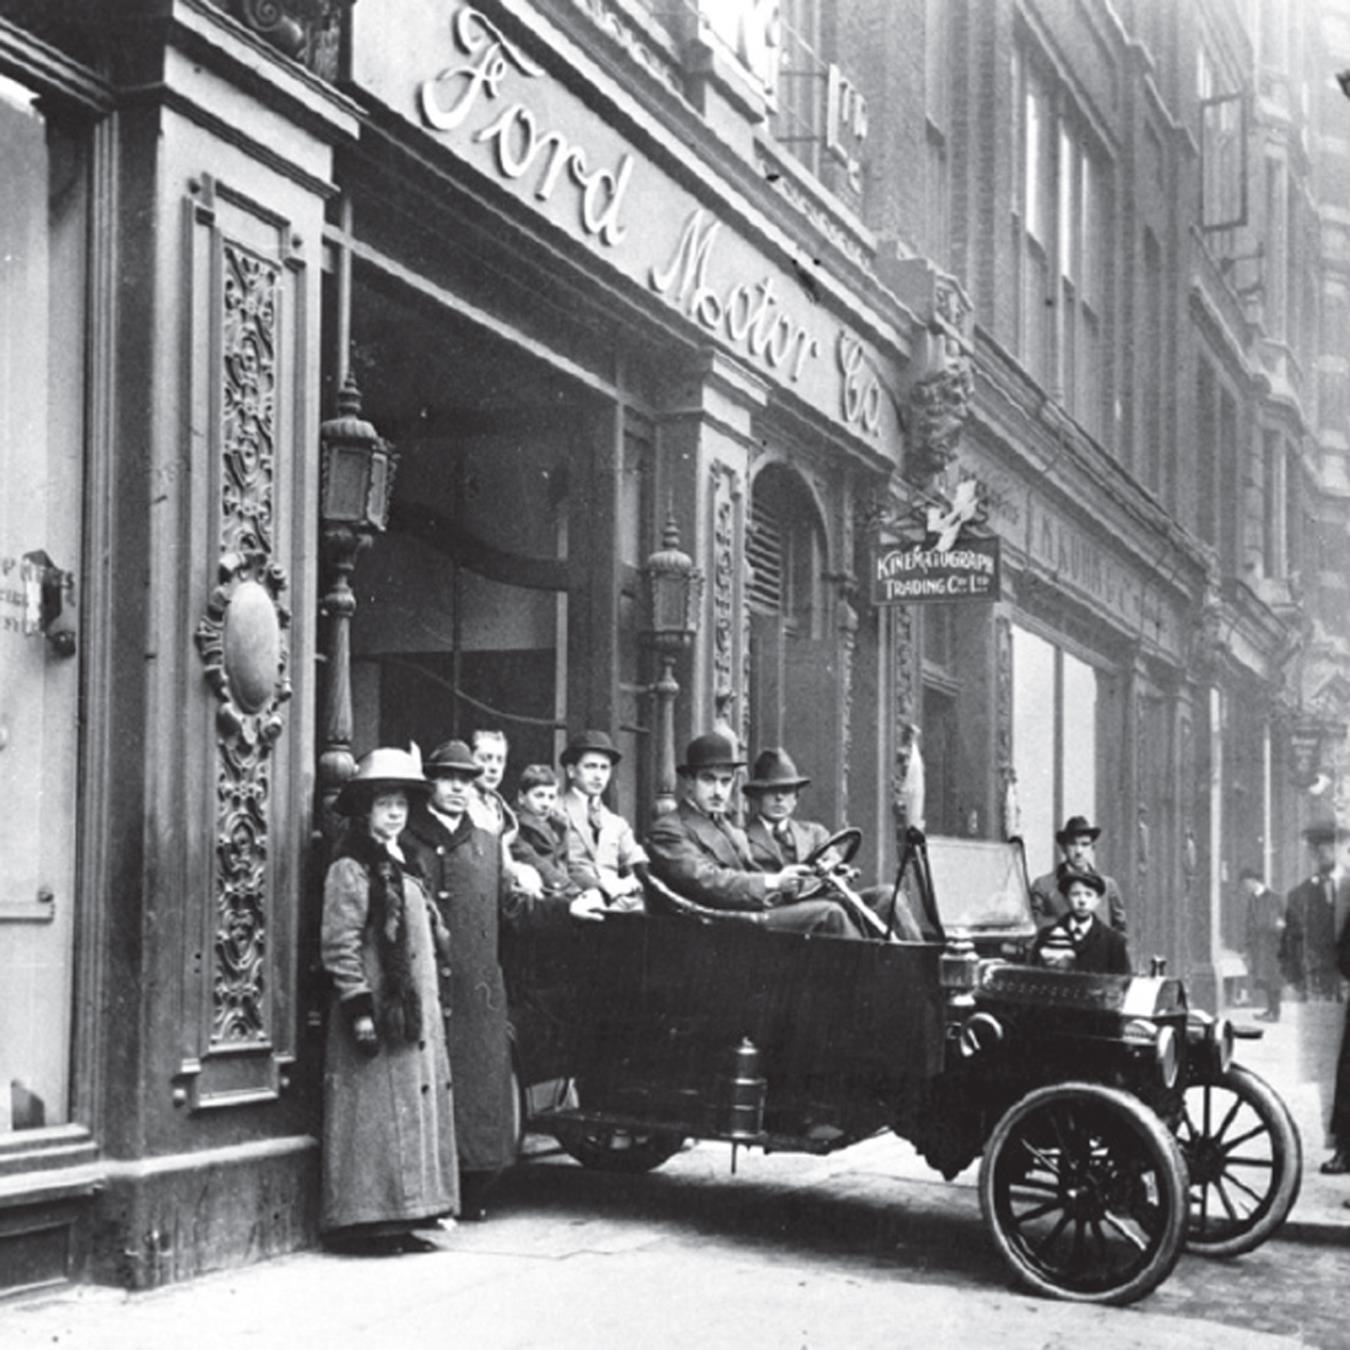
xmin=1215 ymin=997 xmax=1350 ymax=1244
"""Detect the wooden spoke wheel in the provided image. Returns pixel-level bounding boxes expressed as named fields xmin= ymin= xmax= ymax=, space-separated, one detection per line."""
xmin=979 ymin=1082 xmax=1187 ymax=1305
xmin=1178 ymin=1063 xmax=1301 ymax=1257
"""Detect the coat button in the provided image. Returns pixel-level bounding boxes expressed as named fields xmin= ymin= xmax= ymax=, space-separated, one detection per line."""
xmin=421 ymin=1084 xmax=429 ymax=1094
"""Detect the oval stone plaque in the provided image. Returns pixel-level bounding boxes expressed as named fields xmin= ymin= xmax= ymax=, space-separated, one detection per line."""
xmin=223 ymin=579 xmax=281 ymax=714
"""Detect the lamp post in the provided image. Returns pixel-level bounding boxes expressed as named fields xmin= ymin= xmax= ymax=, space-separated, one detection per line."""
xmin=318 ymin=372 xmax=398 ymax=819
xmin=643 ymin=512 xmax=702 ymax=816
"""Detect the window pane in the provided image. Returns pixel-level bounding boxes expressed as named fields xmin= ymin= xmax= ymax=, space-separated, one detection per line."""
xmin=0 ymin=79 xmax=87 ymax=1132
xmin=1060 ymin=652 xmax=1097 ymax=830
xmin=1012 ymin=626 xmax=1056 ymax=878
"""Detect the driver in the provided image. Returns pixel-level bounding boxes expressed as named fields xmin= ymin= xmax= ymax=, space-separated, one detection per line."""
xmin=644 ymin=732 xmax=869 ymax=937
xmin=742 ymin=748 xmax=832 ymax=868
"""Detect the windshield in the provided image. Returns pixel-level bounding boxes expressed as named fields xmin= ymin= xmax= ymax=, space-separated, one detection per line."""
xmin=915 ymin=836 xmax=1037 ymax=936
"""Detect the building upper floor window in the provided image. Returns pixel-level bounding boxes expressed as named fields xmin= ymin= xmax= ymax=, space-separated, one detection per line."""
xmin=1013 ymin=47 xmax=1110 ymax=444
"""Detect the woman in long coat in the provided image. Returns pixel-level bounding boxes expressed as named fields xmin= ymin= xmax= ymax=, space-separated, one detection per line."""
xmin=321 ymin=748 xmax=458 ymax=1253
xmin=403 ymin=739 xmax=521 ymax=1220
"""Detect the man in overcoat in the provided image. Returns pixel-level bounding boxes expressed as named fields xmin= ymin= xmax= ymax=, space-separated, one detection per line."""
xmin=645 ymin=732 xmax=866 ymax=937
xmin=403 ymin=739 xmax=519 ymax=1220
xmin=558 ymin=729 xmax=647 ymax=909
xmin=742 ymin=748 xmax=832 ymax=870
xmin=1240 ymin=864 xmax=1285 ymax=1021
xmin=1281 ymin=819 xmax=1350 ymax=1178
xmin=1281 ymin=820 xmax=1347 ymax=1002
xmin=1030 ymin=814 xmax=1128 ymax=934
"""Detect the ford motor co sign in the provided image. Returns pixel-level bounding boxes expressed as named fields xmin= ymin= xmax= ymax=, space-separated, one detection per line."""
xmin=871 ymin=535 xmax=1001 ymax=606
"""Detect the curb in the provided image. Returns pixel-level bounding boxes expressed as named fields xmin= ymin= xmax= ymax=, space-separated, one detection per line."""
xmin=1276 ymin=1218 xmax=1350 ymax=1247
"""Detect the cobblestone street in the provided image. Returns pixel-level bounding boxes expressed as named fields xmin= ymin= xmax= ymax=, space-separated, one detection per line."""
xmin=4 ymin=1108 xmax=1346 ymax=1350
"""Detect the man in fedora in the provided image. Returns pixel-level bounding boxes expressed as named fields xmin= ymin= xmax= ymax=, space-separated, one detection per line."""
xmin=402 ymin=740 xmax=517 ymax=1221
xmin=645 ymin=731 xmax=866 ymax=937
xmin=1030 ymin=815 xmax=1127 ymax=934
xmin=558 ymin=729 xmax=647 ymax=911
xmin=743 ymin=748 xmax=832 ymax=870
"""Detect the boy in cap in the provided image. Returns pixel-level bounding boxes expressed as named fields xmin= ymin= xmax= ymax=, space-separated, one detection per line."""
xmin=558 ymin=730 xmax=647 ymax=912
xmin=511 ymin=764 xmax=607 ymax=924
xmin=1030 ymin=814 xmax=1127 ymax=934
xmin=644 ymin=732 xmax=867 ymax=937
xmin=1032 ymin=867 xmax=1131 ymax=975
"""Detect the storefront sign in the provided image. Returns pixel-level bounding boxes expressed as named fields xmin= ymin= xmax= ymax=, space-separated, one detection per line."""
xmin=353 ymin=2 xmax=900 ymax=452
xmin=871 ymin=535 xmax=1000 ymax=605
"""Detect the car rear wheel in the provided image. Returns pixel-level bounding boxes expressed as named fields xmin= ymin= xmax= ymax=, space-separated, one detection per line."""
xmin=979 ymin=1082 xmax=1187 ymax=1305
xmin=1178 ymin=1063 xmax=1301 ymax=1256
xmin=551 ymin=1117 xmax=686 ymax=1173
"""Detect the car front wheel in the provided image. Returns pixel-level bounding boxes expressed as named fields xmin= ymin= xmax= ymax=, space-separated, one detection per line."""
xmin=1178 ymin=1062 xmax=1301 ymax=1256
xmin=979 ymin=1081 xmax=1187 ymax=1305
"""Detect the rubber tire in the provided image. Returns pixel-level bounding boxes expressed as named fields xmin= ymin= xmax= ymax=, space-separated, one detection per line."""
xmin=979 ymin=1081 xmax=1188 ymax=1305
xmin=552 ymin=1118 xmax=686 ymax=1173
xmin=1179 ymin=1062 xmax=1302 ymax=1257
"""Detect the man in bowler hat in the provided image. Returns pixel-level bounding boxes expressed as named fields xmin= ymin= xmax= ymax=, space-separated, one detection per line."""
xmin=644 ymin=732 xmax=867 ymax=937
xmin=742 ymin=748 xmax=833 ymax=869
xmin=558 ymin=729 xmax=647 ymax=910
xmin=1030 ymin=815 xmax=1127 ymax=934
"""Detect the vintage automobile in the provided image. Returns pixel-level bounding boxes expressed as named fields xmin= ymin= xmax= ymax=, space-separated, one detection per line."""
xmin=504 ymin=826 xmax=1301 ymax=1305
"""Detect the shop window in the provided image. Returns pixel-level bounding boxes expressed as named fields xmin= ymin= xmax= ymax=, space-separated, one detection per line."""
xmin=1012 ymin=626 xmax=1098 ymax=880
xmin=0 ymin=78 xmax=88 ymax=1132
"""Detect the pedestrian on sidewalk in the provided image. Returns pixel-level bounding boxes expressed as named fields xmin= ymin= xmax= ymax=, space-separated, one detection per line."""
xmin=1029 ymin=815 xmax=1128 ymax=934
xmin=404 ymin=739 xmax=521 ymax=1222
xmin=1241 ymin=863 xmax=1285 ymax=1022
xmin=319 ymin=748 xmax=459 ymax=1255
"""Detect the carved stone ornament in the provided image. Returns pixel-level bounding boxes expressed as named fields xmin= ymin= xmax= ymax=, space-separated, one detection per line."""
xmin=196 ymin=550 xmax=293 ymax=746
xmin=195 ymin=551 xmax=292 ymax=1045
xmin=227 ymin=0 xmax=351 ymax=77
xmin=710 ymin=463 xmax=739 ymax=731
xmin=903 ymin=339 xmax=974 ymax=488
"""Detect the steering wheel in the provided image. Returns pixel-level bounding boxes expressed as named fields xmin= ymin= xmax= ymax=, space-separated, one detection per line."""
xmin=803 ymin=826 xmax=862 ymax=872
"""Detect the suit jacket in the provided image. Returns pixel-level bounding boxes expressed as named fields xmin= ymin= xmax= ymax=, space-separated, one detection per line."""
xmin=1282 ymin=871 xmax=1349 ymax=995
xmin=560 ymin=786 xmax=647 ymax=898
xmin=645 ymin=800 xmax=772 ymax=912
xmin=1034 ymin=915 xmax=1131 ymax=975
xmin=1030 ymin=863 xmax=1127 ymax=934
xmin=510 ymin=807 xmax=579 ymax=899
xmin=1243 ymin=884 xmax=1285 ymax=985
xmin=745 ymin=815 xmax=831 ymax=869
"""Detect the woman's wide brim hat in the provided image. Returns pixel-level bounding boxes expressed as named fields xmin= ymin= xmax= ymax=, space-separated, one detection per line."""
xmin=425 ymin=739 xmax=485 ymax=779
xmin=1057 ymin=865 xmax=1107 ymax=897
xmin=1055 ymin=814 xmax=1102 ymax=845
xmin=335 ymin=746 xmax=432 ymax=816
xmin=678 ymin=731 xmax=746 ymax=774
xmin=743 ymin=748 xmax=810 ymax=792
xmin=560 ymin=729 xmax=622 ymax=766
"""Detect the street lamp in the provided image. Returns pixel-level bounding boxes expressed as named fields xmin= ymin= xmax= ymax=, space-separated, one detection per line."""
xmin=317 ymin=372 xmax=398 ymax=816
xmin=643 ymin=510 xmax=703 ymax=816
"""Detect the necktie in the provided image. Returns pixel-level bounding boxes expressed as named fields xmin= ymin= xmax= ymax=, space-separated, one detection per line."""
xmin=587 ymin=797 xmax=603 ymax=844
xmin=775 ymin=822 xmax=796 ymax=862
xmin=1070 ymin=920 xmax=1089 ymax=943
